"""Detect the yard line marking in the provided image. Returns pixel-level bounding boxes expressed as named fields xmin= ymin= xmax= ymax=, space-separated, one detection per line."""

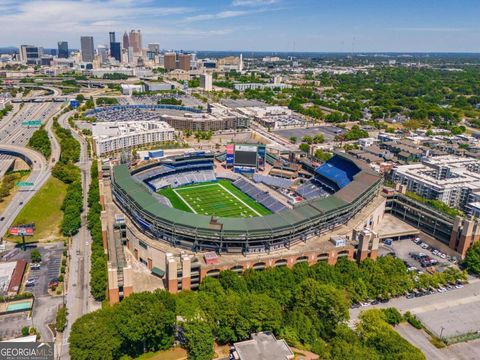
xmin=173 ymin=188 xmax=197 ymax=214
xmin=217 ymin=183 xmax=262 ymax=216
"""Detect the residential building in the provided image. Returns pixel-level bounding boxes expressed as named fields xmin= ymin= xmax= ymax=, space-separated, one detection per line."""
xmin=178 ymin=53 xmax=191 ymax=71
xmin=57 ymin=41 xmax=69 ymax=58
xmin=80 ymin=36 xmax=94 ymax=62
xmin=92 ymin=121 xmax=175 ymax=156
xmin=233 ymin=82 xmax=291 ymax=91
xmin=391 ymin=155 xmax=480 ymax=210
xmin=164 ymin=52 xmax=177 ymax=71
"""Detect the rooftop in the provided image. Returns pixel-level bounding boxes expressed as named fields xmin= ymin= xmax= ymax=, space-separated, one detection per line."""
xmin=233 ymin=332 xmax=294 ymax=360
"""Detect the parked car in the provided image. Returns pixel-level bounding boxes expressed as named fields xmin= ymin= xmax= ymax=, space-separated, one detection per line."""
xmin=30 ymin=263 xmax=40 ymax=270
xmin=25 ymin=279 xmax=35 ymax=287
xmin=406 ymin=293 xmax=415 ymax=299
xmin=351 ymin=303 xmax=361 ymax=309
xmin=384 ymin=239 xmax=393 ymax=246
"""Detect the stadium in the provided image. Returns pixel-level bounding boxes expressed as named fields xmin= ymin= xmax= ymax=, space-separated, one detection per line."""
xmin=111 ymin=149 xmax=383 ymax=254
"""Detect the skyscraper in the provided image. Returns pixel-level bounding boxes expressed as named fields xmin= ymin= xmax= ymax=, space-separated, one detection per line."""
xmin=111 ymin=42 xmax=121 ymax=62
xmin=123 ymin=32 xmax=129 ymax=49
xmin=57 ymin=41 xmax=69 ymax=58
xmin=97 ymin=45 xmax=108 ymax=63
xmin=109 ymin=31 xmax=116 ymax=58
xmin=129 ymin=30 xmax=142 ymax=54
xmin=80 ymin=36 xmax=94 ymax=62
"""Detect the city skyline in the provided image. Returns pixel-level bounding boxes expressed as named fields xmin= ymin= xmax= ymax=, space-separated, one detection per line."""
xmin=0 ymin=0 xmax=479 ymax=52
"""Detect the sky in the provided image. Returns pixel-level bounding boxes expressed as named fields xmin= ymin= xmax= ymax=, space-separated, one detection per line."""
xmin=0 ymin=0 xmax=479 ymax=52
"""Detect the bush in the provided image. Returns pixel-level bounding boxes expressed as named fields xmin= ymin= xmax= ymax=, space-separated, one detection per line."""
xmin=21 ymin=326 xmax=30 ymax=337
xmin=404 ymin=311 xmax=423 ymax=329
xmin=382 ymin=308 xmax=403 ymax=326
xmin=56 ymin=305 xmax=68 ymax=332
xmin=31 ymin=249 xmax=42 ymax=263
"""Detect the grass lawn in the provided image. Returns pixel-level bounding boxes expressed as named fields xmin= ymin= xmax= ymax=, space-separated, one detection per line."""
xmin=135 ymin=348 xmax=187 ymax=360
xmin=7 ymin=176 xmax=67 ymax=243
xmin=158 ymin=179 xmax=271 ymax=218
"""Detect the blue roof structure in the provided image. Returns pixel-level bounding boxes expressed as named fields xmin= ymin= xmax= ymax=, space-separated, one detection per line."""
xmin=314 ymin=156 xmax=360 ymax=190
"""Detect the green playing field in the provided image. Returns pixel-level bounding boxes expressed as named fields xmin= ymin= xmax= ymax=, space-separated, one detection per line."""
xmin=158 ymin=180 xmax=271 ymax=218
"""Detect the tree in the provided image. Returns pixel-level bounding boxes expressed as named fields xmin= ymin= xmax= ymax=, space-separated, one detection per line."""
xmin=299 ymin=143 xmax=310 ymax=153
xmin=289 ymin=136 xmax=297 ymax=144
xmin=313 ymin=134 xmax=325 ymax=144
xmin=113 ymin=292 xmax=175 ymax=356
xmin=302 ymin=136 xmax=313 ymax=144
xmin=69 ymin=308 xmax=122 ymax=360
xmin=183 ymin=321 xmax=214 ymax=360
xmin=314 ymin=149 xmax=332 ymax=162
xmin=464 ymin=242 xmax=480 ymax=274
xmin=31 ymin=249 xmax=42 ymax=263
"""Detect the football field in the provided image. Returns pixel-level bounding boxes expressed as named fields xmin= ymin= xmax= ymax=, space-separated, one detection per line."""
xmin=158 ymin=180 xmax=271 ymax=217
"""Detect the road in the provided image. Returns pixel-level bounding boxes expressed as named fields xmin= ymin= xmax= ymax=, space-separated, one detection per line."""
xmin=0 ymin=145 xmax=49 ymax=238
xmin=57 ymin=111 xmax=100 ymax=359
xmin=0 ymin=102 xmax=64 ymax=239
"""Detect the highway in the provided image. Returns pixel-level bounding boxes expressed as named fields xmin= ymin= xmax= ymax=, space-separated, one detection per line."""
xmin=0 ymin=102 xmax=63 ymax=239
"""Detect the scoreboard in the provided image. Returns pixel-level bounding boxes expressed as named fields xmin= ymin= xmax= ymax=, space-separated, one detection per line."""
xmin=226 ymin=144 xmax=266 ymax=171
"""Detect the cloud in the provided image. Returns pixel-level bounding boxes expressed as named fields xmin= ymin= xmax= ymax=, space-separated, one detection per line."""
xmin=0 ymin=0 xmax=196 ymax=46
xmin=232 ymin=0 xmax=278 ymax=6
xmin=183 ymin=10 xmax=249 ymax=23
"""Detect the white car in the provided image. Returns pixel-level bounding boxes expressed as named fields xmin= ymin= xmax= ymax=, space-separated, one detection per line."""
xmin=438 ymin=287 xmax=447 ymax=293
xmin=455 ymin=284 xmax=464 ymax=289
xmin=440 ymin=253 xmax=447 ymax=259
xmin=414 ymin=237 xmax=421 ymax=243
xmin=360 ymin=302 xmax=371 ymax=307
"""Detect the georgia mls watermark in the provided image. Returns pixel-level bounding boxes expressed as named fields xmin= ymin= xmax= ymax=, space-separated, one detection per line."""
xmin=0 ymin=342 xmax=54 ymax=360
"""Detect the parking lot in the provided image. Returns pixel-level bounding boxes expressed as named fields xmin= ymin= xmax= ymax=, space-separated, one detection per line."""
xmin=0 ymin=312 xmax=31 ymax=339
xmin=274 ymin=125 xmax=346 ymax=141
xmin=5 ymin=242 xmax=64 ymax=296
xmin=378 ymin=234 xmax=459 ymax=273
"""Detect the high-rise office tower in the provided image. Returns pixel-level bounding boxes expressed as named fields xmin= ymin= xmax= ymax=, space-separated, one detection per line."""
xmin=80 ymin=36 xmax=94 ymax=62
xmin=19 ymin=45 xmax=43 ymax=63
xmin=178 ymin=53 xmax=192 ymax=71
xmin=57 ymin=41 xmax=69 ymax=58
xmin=148 ymin=43 xmax=160 ymax=54
xmin=110 ymin=42 xmax=121 ymax=62
xmin=109 ymin=31 xmax=116 ymax=58
xmin=164 ymin=52 xmax=177 ymax=71
xmin=97 ymin=45 xmax=108 ymax=63
xmin=123 ymin=32 xmax=129 ymax=49
xmin=129 ymin=29 xmax=142 ymax=54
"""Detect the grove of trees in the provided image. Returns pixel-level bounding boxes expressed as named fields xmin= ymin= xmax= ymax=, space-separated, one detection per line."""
xmin=87 ymin=160 xmax=108 ymax=301
xmin=70 ymin=256 xmax=465 ymax=360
